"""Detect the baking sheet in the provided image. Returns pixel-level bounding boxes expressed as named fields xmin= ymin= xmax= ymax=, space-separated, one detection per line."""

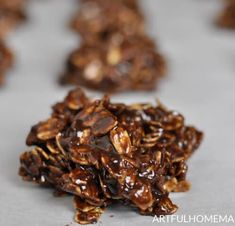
xmin=0 ymin=0 xmax=235 ymax=225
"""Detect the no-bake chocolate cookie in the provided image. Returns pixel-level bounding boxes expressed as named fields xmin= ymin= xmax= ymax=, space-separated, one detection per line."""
xmin=217 ymin=0 xmax=235 ymax=29
xmin=19 ymin=88 xmax=203 ymax=224
xmin=71 ymin=0 xmax=144 ymax=43
xmin=0 ymin=0 xmax=26 ymax=37
xmin=0 ymin=41 xmax=14 ymax=86
xmin=61 ymin=35 xmax=166 ymax=92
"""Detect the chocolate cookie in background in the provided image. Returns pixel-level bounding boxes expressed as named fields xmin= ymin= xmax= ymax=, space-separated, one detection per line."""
xmin=71 ymin=0 xmax=145 ymax=44
xmin=217 ymin=0 xmax=235 ymax=29
xmin=60 ymin=34 xmax=166 ymax=92
xmin=62 ymin=0 xmax=166 ymax=92
xmin=0 ymin=41 xmax=14 ymax=86
xmin=0 ymin=0 xmax=26 ymax=38
xmin=19 ymin=88 xmax=203 ymax=225
xmin=0 ymin=0 xmax=26 ymax=86
xmin=79 ymin=0 xmax=140 ymax=13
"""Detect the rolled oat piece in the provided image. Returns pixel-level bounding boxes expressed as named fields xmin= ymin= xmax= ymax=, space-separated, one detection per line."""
xmin=19 ymin=88 xmax=203 ymax=224
xmin=0 ymin=41 xmax=14 ymax=86
xmin=71 ymin=0 xmax=144 ymax=43
xmin=217 ymin=0 xmax=235 ymax=29
xmin=60 ymin=35 xmax=166 ymax=92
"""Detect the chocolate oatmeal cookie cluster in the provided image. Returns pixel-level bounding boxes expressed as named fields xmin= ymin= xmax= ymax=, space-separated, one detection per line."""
xmin=19 ymin=88 xmax=203 ymax=224
xmin=0 ymin=0 xmax=26 ymax=86
xmin=217 ymin=0 xmax=235 ymax=29
xmin=0 ymin=0 xmax=26 ymax=37
xmin=61 ymin=0 xmax=166 ymax=92
xmin=0 ymin=41 xmax=13 ymax=85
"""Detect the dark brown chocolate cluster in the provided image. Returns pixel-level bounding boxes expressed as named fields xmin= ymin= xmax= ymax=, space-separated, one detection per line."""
xmin=0 ymin=0 xmax=26 ymax=86
xmin=61 ymin=35 xmax=166 ymax=92
xmin=0 ymin=0 xmax=26 ymax=37
xmin=71 ymin=0 xmax=145 ymax=43
xmin=217 ymin=0 xmax=235 ymax=29
xmin=0 ymin=41 xmax=14 ymax=86
xmin=61 ymin=0 xmax=166 ymax=92
xmin=19 ymin=88 xmax=203 ymax=224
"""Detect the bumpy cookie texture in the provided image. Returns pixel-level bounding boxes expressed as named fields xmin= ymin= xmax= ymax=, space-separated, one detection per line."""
xmin=0 ymin=42 xmax=14 ymax=86
xmin=61 ymin=35 xmax=166 ymax=92
xmin=217 ymin=0 xmax=235 ymax=29
xmin=0 ymin=0 xmax=26 ymax=37
xmin=19 ymin=88 xmax=203 ymax=225
xmin=71 ymin=0 xmax=144 ymax=43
